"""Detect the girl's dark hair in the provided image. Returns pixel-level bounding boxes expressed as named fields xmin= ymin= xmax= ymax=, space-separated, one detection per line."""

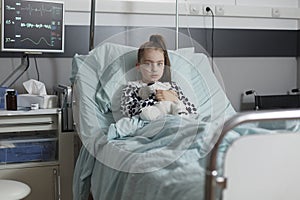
xmin=137 ymin=34 xmax=171 ymax=83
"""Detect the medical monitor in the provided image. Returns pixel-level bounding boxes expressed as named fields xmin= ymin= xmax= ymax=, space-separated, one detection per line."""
xmin=1 ymin=0 xmax=64 ymax=53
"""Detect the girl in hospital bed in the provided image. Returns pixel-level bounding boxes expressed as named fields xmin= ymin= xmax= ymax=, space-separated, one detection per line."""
xmin=120 ymin=34 xmax=197 ymax=121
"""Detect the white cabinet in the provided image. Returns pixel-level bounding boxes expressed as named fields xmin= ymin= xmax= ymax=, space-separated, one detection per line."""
xmin=0 ymin=109 xmax=74 ymax=200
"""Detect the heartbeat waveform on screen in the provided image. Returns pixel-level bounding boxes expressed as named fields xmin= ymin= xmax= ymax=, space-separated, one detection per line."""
xmin=5 ymin=5 xmax=16 ymax=10
xmin=21 ymin=22 xmax=52 ymax=30
xmin=20 ymin=4 xmax=62 ymax=16
xmin=20 ymin=37 xmax=56 ymax=47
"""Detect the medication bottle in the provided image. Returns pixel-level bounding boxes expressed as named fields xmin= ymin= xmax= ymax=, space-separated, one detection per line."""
xmin=6 ymin=90 xmax=17 ymax=110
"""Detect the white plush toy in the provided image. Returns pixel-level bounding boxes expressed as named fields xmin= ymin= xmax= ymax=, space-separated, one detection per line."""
xmin=138 ymin=82 xmax=187 ymax=121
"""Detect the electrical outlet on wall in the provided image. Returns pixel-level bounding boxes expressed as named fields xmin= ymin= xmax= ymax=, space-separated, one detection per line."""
xmin=189 ymin=4 xmax=200 ymax=15
xmin=203 ymin=5 xmax=215 ymax=15
xmin=272 ymin=8 xmax=280 ymax=17
xmin=215 ymin=5 xmax=224 ymax=16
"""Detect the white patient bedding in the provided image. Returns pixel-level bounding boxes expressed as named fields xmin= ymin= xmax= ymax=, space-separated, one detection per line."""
xmin=71 ymin=42 xmax=299 ymax=200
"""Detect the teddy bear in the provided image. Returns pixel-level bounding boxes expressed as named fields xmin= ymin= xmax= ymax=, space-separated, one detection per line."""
xmin=138 ymin=82 xmax=187 ymax=121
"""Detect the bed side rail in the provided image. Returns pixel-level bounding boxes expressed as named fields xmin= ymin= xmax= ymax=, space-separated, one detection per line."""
xmin=205 ymin=109 xmax=300 ymax=200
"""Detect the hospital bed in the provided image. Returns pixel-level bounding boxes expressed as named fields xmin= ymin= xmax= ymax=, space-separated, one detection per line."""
xmin=70 ymin=41 xmax=300 ymax=200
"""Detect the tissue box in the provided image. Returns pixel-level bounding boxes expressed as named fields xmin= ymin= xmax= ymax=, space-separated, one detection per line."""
xmin=18 ymin=94 xmax=58 ymax=109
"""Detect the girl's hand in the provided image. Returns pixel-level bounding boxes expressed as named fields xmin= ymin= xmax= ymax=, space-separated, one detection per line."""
xmin=156 ymin=90 xmax=179 ymax=102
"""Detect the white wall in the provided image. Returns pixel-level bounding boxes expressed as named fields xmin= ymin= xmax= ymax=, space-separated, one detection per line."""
xmin=215 ymin=57 xmax=298 ymax=110
xmin=1 ymin=0 xmax=299 ymax=111
xmin=64 ymin=0 xmax=300 ymax=29
xmin=0 ymin=57 xmax=72 ymax=94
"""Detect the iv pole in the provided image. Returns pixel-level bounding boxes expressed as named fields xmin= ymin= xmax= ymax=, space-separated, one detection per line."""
xmin=175 ymin=0 xmax=179 ymax=50
xmin=89 ymin=0 xmax=96 ymax=51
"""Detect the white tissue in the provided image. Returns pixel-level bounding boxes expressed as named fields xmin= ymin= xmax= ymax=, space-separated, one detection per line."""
xmin=23 ymin=79 xmax=47 ymax=95
xmin=19 ymin=79 xmax=58 ymax=109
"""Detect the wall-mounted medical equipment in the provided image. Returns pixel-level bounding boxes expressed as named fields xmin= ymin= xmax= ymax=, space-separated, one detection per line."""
xmin=1 ymin=0 xmax=65 ymax=53
xmin=0 ymin=0 xmax=65 ymax=89
xmin=245 ymin=89 xmax=300 ymax=110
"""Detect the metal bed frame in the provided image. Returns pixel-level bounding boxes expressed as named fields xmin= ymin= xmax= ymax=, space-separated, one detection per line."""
xmin=205 ymin=108 xmax=300 ymax=200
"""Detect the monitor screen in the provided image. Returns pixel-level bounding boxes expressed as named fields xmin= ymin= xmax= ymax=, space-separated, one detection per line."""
xmin=1 ymin=0 xmax=64 ymax=53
